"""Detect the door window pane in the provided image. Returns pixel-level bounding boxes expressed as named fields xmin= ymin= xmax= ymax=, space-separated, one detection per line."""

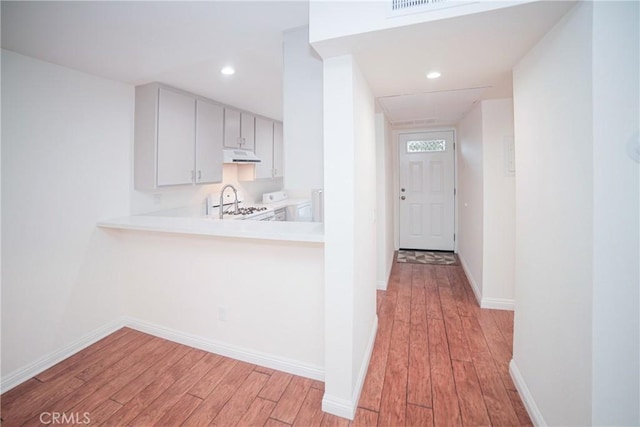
xmin=407 ymin=139 xmax=446 ymax=153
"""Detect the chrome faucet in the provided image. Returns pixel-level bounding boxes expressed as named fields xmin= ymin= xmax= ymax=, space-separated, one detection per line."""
xmin=219 ymin=184 xmax=239 ymax=219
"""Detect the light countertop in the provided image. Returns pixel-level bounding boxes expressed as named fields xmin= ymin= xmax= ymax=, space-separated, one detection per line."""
xmin=97 ymin=215 xmax=324 ymax=243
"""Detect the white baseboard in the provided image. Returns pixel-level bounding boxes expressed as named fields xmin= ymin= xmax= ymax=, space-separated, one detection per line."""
xmin=481 ymin=297 xmax=515 ymax=311
xmin=123 ymin=317 xmax=324 ymax=381
xmin=509 ymin=359 xmax=546 ymax=426
xmin=458 ymin=253 xmax=482 ymax=305
xmin=0 ymin=317 xmax=126 ymax=393
xmin=322 ymin=314 xmax=378 ymax=420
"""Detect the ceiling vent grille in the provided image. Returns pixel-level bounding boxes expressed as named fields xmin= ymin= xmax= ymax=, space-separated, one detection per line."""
xmin=390 ymin=0 xmax=474 ymax=16
xmin=392 ymin=0 xmax=448 ymax=12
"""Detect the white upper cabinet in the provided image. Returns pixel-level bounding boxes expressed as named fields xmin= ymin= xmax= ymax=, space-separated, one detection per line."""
xmin=273 ymin=121 xmax=284 ymax=179
xmin=254 ymin=117 xmax=274 ymax=179
xmin=134 ymin=83 xmax=224 ymax=190
xmin=239 ymin=118 xmax=284 ymax=181
xmin=223 ymin=108 xmax=241 ymax=148
xmin=157 ymin=88 xmax=196 ymax=186
xmin=224 ymin=109 xmax=255 ymax=151
xmin=241 ymin=113 xmax=255 ymax=151
xmin=195 ymin=100 xmax=224 ymax=184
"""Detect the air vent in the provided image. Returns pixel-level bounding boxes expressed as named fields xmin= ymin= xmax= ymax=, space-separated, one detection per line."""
xmin=390 ymin=0 xmax=475 ymax=16
xmin=392 ymin=0 xmax=448 ymax=11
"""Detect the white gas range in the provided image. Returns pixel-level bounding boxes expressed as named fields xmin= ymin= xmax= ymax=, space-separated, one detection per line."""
xmin=207 ymin=192 xmax=275 ymax=221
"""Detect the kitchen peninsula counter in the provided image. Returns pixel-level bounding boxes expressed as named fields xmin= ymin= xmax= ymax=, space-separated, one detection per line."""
xmin=98 ymin=215 xmax=324 ymax=243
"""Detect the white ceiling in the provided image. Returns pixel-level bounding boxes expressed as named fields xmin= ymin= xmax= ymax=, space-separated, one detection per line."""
xmin=1 ymin=1 xmax=309 ymax=121
xmin=347 ymin=1 xmax=576 ymax=127
xmin=1 ymin=1 xmax=575 ymax=127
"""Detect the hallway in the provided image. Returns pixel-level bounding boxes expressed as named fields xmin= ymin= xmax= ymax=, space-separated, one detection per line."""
xmin=0 ymin=261 xmax=532 ymax=426
xmin=354 ymin=260 xmax=532 ymax=426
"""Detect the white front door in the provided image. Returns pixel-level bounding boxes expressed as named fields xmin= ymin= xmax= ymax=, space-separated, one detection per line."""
xmin=399 ymin=131 xmax=455 ymax=250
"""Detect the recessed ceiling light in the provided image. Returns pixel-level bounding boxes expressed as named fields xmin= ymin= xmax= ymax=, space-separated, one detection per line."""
xmin=426 ymin=71 xmax=441 ymax=79
xmin=221 ymin=66 xmax=235 ymax=76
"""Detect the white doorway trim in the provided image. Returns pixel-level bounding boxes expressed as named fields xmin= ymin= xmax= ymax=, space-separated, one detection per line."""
xmin=392 ymin=126 xmax=458 ymax=253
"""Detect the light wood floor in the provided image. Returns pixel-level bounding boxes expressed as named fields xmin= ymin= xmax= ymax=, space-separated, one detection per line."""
xmin=1 ymin=262 xmax=531 ymax=426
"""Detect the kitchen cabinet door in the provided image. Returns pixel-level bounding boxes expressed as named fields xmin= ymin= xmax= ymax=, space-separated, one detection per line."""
xmin=254 ymin=117 xmax=274 ymax=179
xmin=240 ymin=113 xmax=255 ymax=151
xmin=195 ymin=100 xmax=223 ymax=184
xmin=157 ymin=88 xmax=196 ymax=186
xmin=273 ymin=121 xmax=284 ymax=178
xmin=224 ymin=108 xmax=241 ymax=148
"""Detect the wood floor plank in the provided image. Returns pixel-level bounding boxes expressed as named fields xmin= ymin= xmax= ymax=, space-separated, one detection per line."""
xmin=81 ymin=398 xmax=122 ymax=425
xmin=452 ymin=360 xmax=491 ymax=426
xmin=110 ymin=341 xmax=189 ymax=404
xmin=34 ymin=328 xmax=134 ymax=383
xmin=102 ymin=347 xmax=209 ymax=427
xmin=407 ymin=303 xmax=431 ymax=408
xmin=321 ymin=412 xmax=351 ymax=427
xmin=181 ymin=361 xmax=255 ymax=426
xmin=0 ymin=378 xmax=41 ymax=412
xmin=477 ymin=310 xmax=515 ymax=389
xmin=292 ymin=387 xmax=324 ymax=427
xmin=48 ymin=337 xmax=176 ymax=424
xmin=473 ymin=357 xmax=520 ymax=426
xmin=211 ymin=371 xmax=270 ymax=426
xmin=236 ymin=396 xmax=277 ymax=427
xmin=270 ymin=376 xmax=313 ymax=424
xmin=358 ymin=289 xmax=396 ymax=411
xmin=440 ymin=287 xmax=472 ymax=362
xmin=73 ymin=331 xmax=152 ymax=382
xmin=377 ymin=319 xmax=410 ymax=427
xmin=265 ymin=418 xmax=293 ymax=427
xmin=490 ymin=309 xmax=515 ymax=349
xmin=254 ymin=365 xmax=276 ymax=375
xmin=349 ymin=407 xmax=378 ymax=427
xmin=428 ymin=318 xmax=462 ymax=427
xmin=425 ymin=282 xmax=444 ymax=320
xmin=406 ymin=403 xmax=434 ymax=427
xmin=311 ymin=380 xmax=325 ymax=391
xmin=155 ymin=393 xmax=203 ymax=426
xmin=0 ymin=375 xmax=85 ymax=426
xmin=395 ymin=295 xmax=412 ymax=323
xmin=258 ymin=370 xmax=293 ymax=402
xmin=446 ymin=268 xmax=479 ymax=318
xmin=398 ymin=263 xmax=413 ymax=298
xmin=128 ymin=351 xmax=223 ymax=426
xmin=434 ymin=265 xmax=452 ymax=288
xmin=187 ymin=356 xmax=238 ymax=399
xmin=507 ymin=388 xmax=534 ymax=426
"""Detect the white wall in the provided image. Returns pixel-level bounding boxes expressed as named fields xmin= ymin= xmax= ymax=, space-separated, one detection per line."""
xmin=512 ymin=3 xmax=594 ymax=425
xmin=322 ymin=54 xmax=377 ymax=419
xmin=115 ymin=230 xmax=325 ymax=374
xmin=591 ymin=1 xmax=639 ymax=425
xmin=1 ymin=50 xmax=132 ymax=378
xmin=481 ymin=99 xmax=515 ymax=307
xmin=352 ymin=58 xmax=377 ymax=396
xmin=375 ymin=113 xmax=394 ymax=289
xmin=283 ymin=27 xmax=324 ymax=196
xmin=456 ymin=102 xmax=484 ymax=299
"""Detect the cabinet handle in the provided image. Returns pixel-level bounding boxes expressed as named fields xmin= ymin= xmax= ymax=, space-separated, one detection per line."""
xmin=198 ymin=170 xmax=202 ymax=180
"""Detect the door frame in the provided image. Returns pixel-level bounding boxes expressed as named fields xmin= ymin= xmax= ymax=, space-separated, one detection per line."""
xmin=393 ymin=127 xmax=458 ymax=253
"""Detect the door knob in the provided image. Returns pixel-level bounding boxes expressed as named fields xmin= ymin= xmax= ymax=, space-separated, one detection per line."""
xmin=401 ymin=196 xmax=406 ymax=200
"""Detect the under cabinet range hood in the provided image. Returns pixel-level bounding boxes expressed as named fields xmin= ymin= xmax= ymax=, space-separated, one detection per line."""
xmin=223 ymin=149 xmax=262 ymax=164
